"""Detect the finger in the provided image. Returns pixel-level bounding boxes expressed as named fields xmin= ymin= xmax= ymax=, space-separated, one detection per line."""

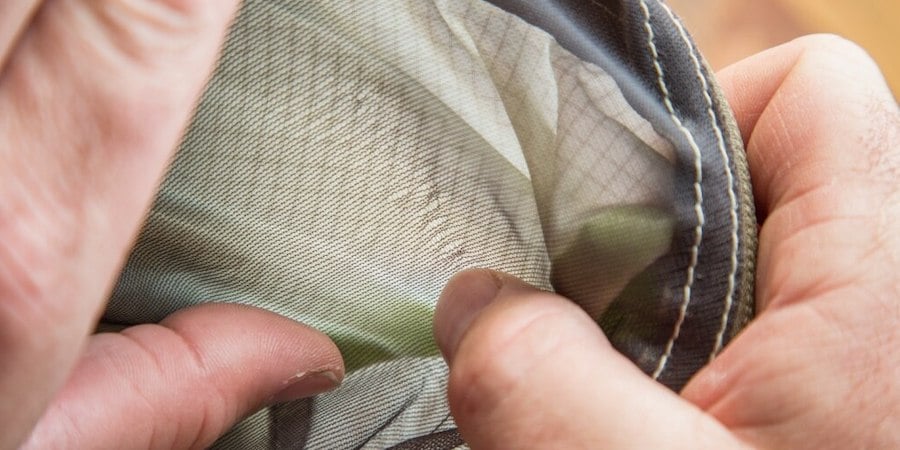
xmin=680 ymin=36 xmax=900 ymax=449
xmin=0 ymin=1 xmax=238 ymax=447
xmin=434 ymin=270 xmax=745 ymax=449
xmin=21 ymin=304 xmax=343 ymax=449
xmin=715 ymin=34 xmax=900 ymax=312
xmin=0 ymin=1 xmax=41 ymax=67
xmin=718 ymin=33 xmax=897 ymax=214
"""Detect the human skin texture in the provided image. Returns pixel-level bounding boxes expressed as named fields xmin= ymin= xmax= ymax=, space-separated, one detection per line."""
xmin=435 ymin=34 xmax=900 ymax=449
xmin=0 ymin=2 xmax=343 ymax=448
xmin=1 ymin=2 xmax=898 ymax=448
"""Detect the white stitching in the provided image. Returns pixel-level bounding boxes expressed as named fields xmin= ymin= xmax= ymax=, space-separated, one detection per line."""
xmin=637 ymin=0 xmax=705 ymax=381
xmin=657 ymin=2 xmax=739 ymax=361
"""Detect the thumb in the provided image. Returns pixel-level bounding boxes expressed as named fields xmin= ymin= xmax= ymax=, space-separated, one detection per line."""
xmin=435 ymin=270 xmax=745 ymax=449
xmin=22 ymin=304 xmax=344 ymax=449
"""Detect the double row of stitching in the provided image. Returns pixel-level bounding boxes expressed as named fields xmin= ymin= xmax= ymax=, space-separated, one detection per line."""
xmin=637 ymin=0 xmax=706 ymax=381
xmin=655 ymin=2 xmax=740 ymax=362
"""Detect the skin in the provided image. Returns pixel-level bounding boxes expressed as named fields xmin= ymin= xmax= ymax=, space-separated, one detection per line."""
xmin=0 ymin=2 xmax=343 ymax=449
xmin=0 ymin=2 xmax=897 ymax=449
xmin=435 ymin=35 xmax=900 ymax=449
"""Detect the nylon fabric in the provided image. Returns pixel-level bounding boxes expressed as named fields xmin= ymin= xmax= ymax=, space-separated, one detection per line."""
xmin=103 ymin=0 xmax=755 ymax=447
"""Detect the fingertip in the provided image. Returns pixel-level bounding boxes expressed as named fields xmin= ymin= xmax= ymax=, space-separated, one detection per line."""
xmin=161 ymin=303 xmax=346 ymax=395
xmin=434 ymin=269 xmax=528 ymax=362
xmin=26 ymin=304 xmax=344 ymax=449
xmin=442 ymin=282 xmax=744 ymax=449
xmin=443 ymin=287 xmax=608 ymax=446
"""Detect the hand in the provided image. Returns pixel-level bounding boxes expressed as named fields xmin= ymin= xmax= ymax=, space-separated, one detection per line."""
xmin=435 ymin=35 xmax=900 ymax=449
xmin=0 ymin=2 xmax=343 ymax=448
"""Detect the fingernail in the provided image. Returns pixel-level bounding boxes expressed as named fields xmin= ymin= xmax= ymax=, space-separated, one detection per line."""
xmin=270 ymin=370 xmax=341 ymax=404
xmin=434 ymin=270 xmax=503 ymax=362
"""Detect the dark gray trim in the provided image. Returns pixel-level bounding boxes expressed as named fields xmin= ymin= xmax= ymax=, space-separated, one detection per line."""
xmin=486 ymin=0 xmax=756 ymax=391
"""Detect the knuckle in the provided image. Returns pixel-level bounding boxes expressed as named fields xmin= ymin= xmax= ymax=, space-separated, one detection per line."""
xmin=791 ymin=34 xmax=884 ymax=92
xmin=794 ymin=34 xmax=871 ymax=62
xmin=863 ymin=97 xmax=900 ymax=180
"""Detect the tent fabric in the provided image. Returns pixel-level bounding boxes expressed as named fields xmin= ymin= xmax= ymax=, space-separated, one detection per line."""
xmin=104 ymin=0 xmax=757 ymax=447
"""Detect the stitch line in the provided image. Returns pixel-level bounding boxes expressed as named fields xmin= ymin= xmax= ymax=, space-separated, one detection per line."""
xmin=657 ymin=2 xmax=739 ymax=361
xmin=637 ymin=0 xmax=705 ymax=381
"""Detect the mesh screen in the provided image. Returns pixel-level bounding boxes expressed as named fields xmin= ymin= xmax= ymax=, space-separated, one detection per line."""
xmin=104 ymin=0 xmax=753 ymax=447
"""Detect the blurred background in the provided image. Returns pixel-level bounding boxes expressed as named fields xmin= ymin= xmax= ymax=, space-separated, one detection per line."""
xmin=667 ymin=0 xmax=900 ymax=97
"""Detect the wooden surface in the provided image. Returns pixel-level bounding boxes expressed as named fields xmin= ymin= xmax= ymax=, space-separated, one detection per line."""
xmin=667 ymin=0 xmax=900 ymax=96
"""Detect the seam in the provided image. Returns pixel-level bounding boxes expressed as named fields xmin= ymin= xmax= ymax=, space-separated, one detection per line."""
xmin=637 ymin=0 xmax=706 ymax=381
xmin=658 ymin=2 xmax=739 ymax=361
